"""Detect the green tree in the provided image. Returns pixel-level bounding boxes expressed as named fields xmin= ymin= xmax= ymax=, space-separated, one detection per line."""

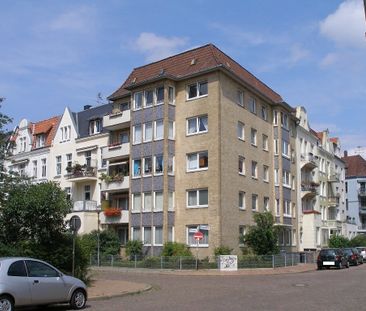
xmin=328 ymin=235 xmax=350 ymax=248
xmin=241 ymin=212 xmax=279 ymax=255
xmin=79 ymin=229 xmax=121 ymax=257
xmin=125 ymin=240 xmax=143 ymax=258
xmin=349 ymin=235 xmax=366 ymax=247
xmin=162 ymin=242 xmax=192 ymax=257
xmin=214 ymin=246 xmax=232 ymax=256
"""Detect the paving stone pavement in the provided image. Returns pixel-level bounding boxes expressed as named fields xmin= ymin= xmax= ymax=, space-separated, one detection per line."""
xmin=88 ymin=263 xmax=316 ymax=300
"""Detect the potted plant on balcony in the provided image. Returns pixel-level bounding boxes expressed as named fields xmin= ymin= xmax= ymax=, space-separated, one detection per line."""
xmin=103 ymin=207 xmax=121 ymax=217
xmin=99 ymin=173 xmax=113 ymax=183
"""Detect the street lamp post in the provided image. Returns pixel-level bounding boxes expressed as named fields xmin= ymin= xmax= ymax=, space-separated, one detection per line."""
xmin=96 ymin=205 xmax=101 ymax=267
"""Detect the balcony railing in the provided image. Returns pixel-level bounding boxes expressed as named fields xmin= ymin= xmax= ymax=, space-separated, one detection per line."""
xmin=103 ymin=143 xmax=130 ymax=160
xmin=100 ymin=209 xmax=129 ymax=224
xmin=322 ymin=219 xmax=342 ymax=228
xmin=101 ymin=176 xmax=130 ymax=192
xmin=103 ymin=110 xmax=130 ymax=130
xmin=327 ymin=196 xmax=339 ymax=207
xmin=66 ymin=161 xmax=98 ymax=181
xmin=359 ymin=206 xmax=366 ymax=215
xmin=358 ymin=189 xmax=366 ymax=197
xmin=328 ymin=172 xmax=340 ymax=182
xmin=301 ymin=184 xmax=318 ymax=198
xmin=72 ymin=200 xmax=98 ymax=212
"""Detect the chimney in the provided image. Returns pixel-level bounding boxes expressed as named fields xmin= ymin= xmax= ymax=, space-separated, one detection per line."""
xmin=344 ymin=150 xmax=348 ymax=157
xmin=84 ymin=105 xmax=92 ymax=110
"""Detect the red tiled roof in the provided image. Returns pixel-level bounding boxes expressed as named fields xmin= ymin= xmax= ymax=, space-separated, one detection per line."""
xmin=109 ymin=44 xmax=283 ymax=103
xmin=31 ymin=116 xmax=60 ymax=149
xmin=342 ymin=155 xmax=366 ymax=177
xmin=330 ymin=137 xmax=339 ymax=144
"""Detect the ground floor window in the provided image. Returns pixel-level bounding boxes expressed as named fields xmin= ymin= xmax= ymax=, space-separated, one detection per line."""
xmin=118 ymin=227 xmax=128 ymax=245
xmin=187 ymin=224 xmax=209 ymax=247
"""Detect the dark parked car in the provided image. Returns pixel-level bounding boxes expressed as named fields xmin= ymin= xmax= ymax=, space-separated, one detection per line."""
xmin=317 ymin=248 xmax=349 ymax=270
xmin=0 ymin=257 xmax=87 ymax=311
xmin=343 ymin=248 xmax=363 ymax=266
xmin=356 ymin=247 xmax=366 ymax=262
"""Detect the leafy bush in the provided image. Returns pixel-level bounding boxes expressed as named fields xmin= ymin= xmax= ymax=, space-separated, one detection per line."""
xmin=161 ymin=242 xmax=192 ymax=257
xmin=125 ymin=240 xmax=143 ymax=257
xmin=349 ymin=235 xmax=366 ymax=247
xmin=328 ymin=234 xmax=350 ymax=248
xmin=214 ymin=246 xmax=232 ymax=256
xmin=79 ymin=229 xmax=121 ymax=257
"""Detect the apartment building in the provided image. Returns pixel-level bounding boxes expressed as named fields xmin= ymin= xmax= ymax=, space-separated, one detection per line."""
xmin=296 ymin=106 xmax=347 ymax=251
xmin=7 ymin=116 xmax=60 ymax=182
xmin=108 ymin=44 xmax=298 ymax=257
xmin=342 ymin=152 xmax=366 ymax=236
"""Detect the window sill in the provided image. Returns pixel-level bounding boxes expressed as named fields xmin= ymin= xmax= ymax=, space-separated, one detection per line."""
xmin=186 ymin=131 xmax=208 ymax=137
xmin=239 ymin=207 xmax=246 ymax=211
xmin=187 ymin=168 xmax=208 ymax=173
xmin=186 ymin=206 xmax=208 ymax=209
xmin=238 ymin=138 xmax=245 ymax=142
xmin=239 ymin=172 xmax=246 ymax=176
xmin=251 ymin=143 xmax=257 ymax=148
xmin=186 ymin=94 xmax=208 ymax=102
xmin=251 ymin=176 xmax=258 ymax=180
xmin=131 ymin=210 xmax=141 ymax=213
xmin=132 ymin=176 xmax=141 ymax=179
xmin=188 ymin=244 xmax=209 ymax=248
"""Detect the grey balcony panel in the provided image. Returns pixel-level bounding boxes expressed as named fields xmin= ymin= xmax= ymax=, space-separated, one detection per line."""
xmin=132 ymin=110 xmax=143 ymax=125
xmin=73 ymin=200 xmax=98 ymax=212
xmin=153 ymin=212 xmax=164 ymax=225
xmin=168 ymin=105 xmax=175 ymax=120
xmin=130 ymin=214 xmax=141 ymax=227
xmin=155 ymin=105 xmax=164 ymax=119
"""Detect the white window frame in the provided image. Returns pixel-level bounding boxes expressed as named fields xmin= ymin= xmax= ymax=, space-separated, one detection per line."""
xmin=143 ymin=157 xmax=152 ymax=176
xmin=187 ymin=151 xmax=208 ymax=172
xmin=154 ymin=191 xmax=164 ymax=212
xmin=249 ymin=97 xmax=256 ymax=114
xmin=32 ymin=160 xmax=37 ymax=178
xmin=262 ymin=134 xmax=268 ymax=151
xmin=263 ymin=165 xmax=269 ymax=182
xmin=156 ymin=86 xmax=165 ymax=105
xmin=133 ymin=125 xmax=142 ymax=144
xmin=264 ymin=197 xmax=270 ymax=211
xmin=237 ymin=122 xmax=245 ymax=141
xmin=154 ymin=154 xmax=164 ymax=175
xmin=237 ymin=90 xmax=244 ymax=107
xmin=251 ymin=128 xmax=257 ymax=146
xmin=251 ymin=161 xmax=258 ymax=179
xmin=143 ymin=122 xmax=153 ymax=142
xmin=187 ymin=189 xmax=208 ymax=208
xmin=274 ymin=169 xmax=279 ymax=186
xmin=261 ymin=105 xmax=267 ymax=121
xmin=143 ymin=192 xmax=152 ymax=212
xmin=134 ymin=91 xmax=143 ymax=110
xmin=187 ymin=115 xmax=208 ymax=136
xmin=153 ymin=226 xmax=163 ymax=246
xmin=187 ymin=225 xmax=209 ymax=247
xmin=239 ymin=191 xmax=246 ymax=210
xmin=168 ymin=121 xmax=175 ymax=140
xmin=239 ymin=156 xmax=245 ymax=175
xmin=187 ymin=81 xmax=208 ymax=100
xmin=282 ymin=140 xmax=290 ymax=158
xmin=143 ymin=226 xmax=152 ymax=245
xmin=41 ymin=158 xmax=47 ymax=178
xmin=273 ymin=110 xmax=278 ymax=125
xmin=284 ymin=200 xmax=292 ymax=217
xmin=168 ymin=86 xmax=175 ymax=105
xmin=132 ymin=159 xmax=142 ymax=178
xmin=154 ymin=120 xmax=164 ymax=140
xmin=283 ymin=170 xmax=291 ymax=187
xmin=144 ymin=89 xmax=154 ymax=108
xmin=252 ymin=194 xmax=258 ymax=211
xmin=56 ymin=155 xmax=62 ymax=176
xmin=132 ymin=193 xmax=142 ymax=212
xmin=168 ymin=191 xmax=175 ymax=211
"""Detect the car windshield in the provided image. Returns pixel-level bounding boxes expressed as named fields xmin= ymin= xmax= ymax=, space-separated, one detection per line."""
xmin=320 ymin=249 xmax=336 ymax=255
xmin=343 ymin=249 xmax=352 ymax=255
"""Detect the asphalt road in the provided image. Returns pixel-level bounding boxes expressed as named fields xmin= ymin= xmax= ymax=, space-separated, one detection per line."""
xmin=19 ymin=264 xmax=366 ymax=311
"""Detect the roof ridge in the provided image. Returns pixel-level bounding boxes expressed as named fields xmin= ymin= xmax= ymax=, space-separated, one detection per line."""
xmin=131 ymin=43 xmax=213 ymax=71
xmin=32 ymin=115 xmax=61 ymax=125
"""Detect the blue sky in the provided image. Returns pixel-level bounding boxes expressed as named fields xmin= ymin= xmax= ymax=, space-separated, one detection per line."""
xmin=1 ymin=0 xmax=365 ymax=152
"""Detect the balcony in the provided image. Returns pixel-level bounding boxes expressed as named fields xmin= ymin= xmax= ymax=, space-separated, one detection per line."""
xmin=103 ymin=143 xmax=130 ymax=160
xmin=358 ymin=189 xmax=366 ymax=197
xmin=327 ymin=196 xmax=339 ymax=207
xmin=300 ymin=153 xmax=318 ymax=170
xmin=66 ymin=162 xmax=98 ymax=182
xmin=301 ymin=183 xmax=318 ymax=199
xmin=100 ymin=209 xmax=129 ymax=224
xmin=101 ymin=176 xmax=130 ymax=192
xmin=103 ymin=110 xmax=130 ymax=130
xmin=72 ymin=200 xmax=98 ymax=212
xmin=328 ymin=172 xmax=340 ymax=183
xmin=322 ymin=219 xmax=342 ymax=229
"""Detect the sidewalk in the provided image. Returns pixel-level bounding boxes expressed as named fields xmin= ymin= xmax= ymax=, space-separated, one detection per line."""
xmin=88 ymin=263 xmax=315 ymax=300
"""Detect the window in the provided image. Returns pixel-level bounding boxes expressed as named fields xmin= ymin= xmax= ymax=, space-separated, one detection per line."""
xmin=187 ymin=81 xmax=208 ymax=99
xmin=155 ymin=120 xmax=164 ymax=140
xmin=85 ymin=151 xmax=91 ymax=167
xmin=237 ymin=91 xmax=244 ymax=107
xmin=131 ymin=227 xmax=141 ymax=240
xmin=133 ymin=159 xmax=141 ymax=177
xmin=249 ymin=97 xmax=256 ymax=114
xmin=284 ymin=200 xmax=291 ymax=216
xmin=154 ymin=155 xmax=164 ymax=174
xmin=251 ymin=161 xmax=257 ymax=178
xmin=19 ymin=137 xmax=27 ymax=152
xmin=168 ymin=121 xmax=175 ymax=139
xmin=187 ymin=115 xmax=208 ymax=135
xmin=281 ymin=113 xmax=289 ymax=129
xmin=239 ymin=226 xmax=246 ymax=246
xmin=60 ymin=125 xmax=71 ymax=142
xmin=264 ymin=197 xmax=270 ymax=211
xmin=143 ymin=192 xmax=152 ymax=212
xmin=251 ymin=128 xmax=257 ymax=146
xmin=144 ymin=90 xmax=153 ymax=107
xmin=32 ymin=160 xmax=37 ymax=178
xmin=134 ymin=91 xmax=143 ymax=110
xmin=282 ymin=140 xmax=290 ymax=157
xmin=154 ymin=192 xmax=163 ymax=211
xmin=156 ymin=86 xmax=164 ymax=104
xmin=262 ymin=135 xmax=268 ymax=151
xmin=237 ymin=122 xmax=245 ymax=140
xmin=187 ymin=151 xmax=208 ymax=171
xmin=26 ymin=261 xmax=58 ymax=278
xmin=89 ymin=119 xmax=101 ymax=135
xmin=84 ymin=185 xmax=91 ymax=201
xmin=143 ymin=122 xmax=153 ymax=142
xmin=66 ymin=154 xmax=72 ymax=171
xmin=8 ymin=260 xmax=27 ymax=277
xmin=273 ymin=110 xmax=278 ymax=125
xmin=239 ymin=156 xmax=245 ymax=175
xmin=274 ymin=139 xmax=279 ymax=155
xmin=239 ymin=192 xmax=245 ymax=210
xmin=274 ymin=169 xmax=279 ymax=185
xmin=261 ymin=106 xmax=267 ymax=121
xmin=56 ymin=156 xmax=62 ymax=176
xmin=36 ymin=134 xmax=45 ymax=148
xmin=168 ymin=86 xmax=175 ymax=105
xmin=275 ymin=199 xmax=280 ymax=216
xmin=252 ymin=194 xmax=258 ymax=211
xmin=168 ymin=226 xmax=174 ymax=242
xmin=143 ymin=227 xmax=152 ymax=245
xmin=263 ymin=165 xmax=269 ymax=182
xmin=133 ymin=125 xmax=142 ymax=144
xmin=187 ymin=189 xmax=208 ymax=208
xmin=168 ymin=191 xmax=175 ymax=211
xmin=154 ymin=226 xmax=163 ymax=245
xmin=132 ymin=193 xmax=141 ymax=212
xmin=168 ymin=155 xmax=174 ymax=175
xmin=120 ymin=102 xmax=130 ymax=111
xmin=41 ymin=158 xmax=47 ymax=178
xmin=187 ymin=225 xmax=209 ymax=246
xmin=143 ymin=157 xmax=152 ymax=176
xmin=283 ymin=170 xmax=290 ymax=187
xmin=64 ymin=187 xmax=71 ymax=201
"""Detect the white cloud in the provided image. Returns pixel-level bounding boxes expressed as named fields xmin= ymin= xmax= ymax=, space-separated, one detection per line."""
xmin=50 ymin=6 xmax=96 ymax=33
xmin=288 ymin=44 xmax=310 ymax=64
xmin=134 ymin=33 xmax=189 ymax=62
xmin=319 ymin=0 xmax=366 ymax=48
xmin=319 ymin=53 xmax=339 ymax=67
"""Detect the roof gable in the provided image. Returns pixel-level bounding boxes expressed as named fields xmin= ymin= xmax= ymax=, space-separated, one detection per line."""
xmin=31 ymin=116 xmax=60 ymax=149
xmin=342 ymin=155 xmax=366 ymax=178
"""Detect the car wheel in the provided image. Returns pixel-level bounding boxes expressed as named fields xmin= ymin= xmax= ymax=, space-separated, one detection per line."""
xmin=0 ymin=295 xmax=14 ymax=311
xmin=70 ymin=289 xmax=86 ymax=310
